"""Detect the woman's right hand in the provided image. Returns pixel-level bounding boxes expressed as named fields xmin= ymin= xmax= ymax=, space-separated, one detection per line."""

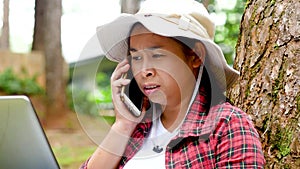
xmin=110 ymin=59 xmax=147 ymax=135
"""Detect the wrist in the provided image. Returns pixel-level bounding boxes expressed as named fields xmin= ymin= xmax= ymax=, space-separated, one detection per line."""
xmin=111 ymin=121 xmax=137 ymax=136
xmin=100 ymin=124 xmax=133 ymax=156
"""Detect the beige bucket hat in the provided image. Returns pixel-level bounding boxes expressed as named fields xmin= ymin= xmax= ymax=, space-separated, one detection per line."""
xmin=96 ymin=0 xmax=239 ymax=89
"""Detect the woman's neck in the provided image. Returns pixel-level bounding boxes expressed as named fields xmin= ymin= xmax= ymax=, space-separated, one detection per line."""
xmin=160 ymin=98 xmax=190 ymax=132
xmin=159 ymin=81 xmax=196 ymax=132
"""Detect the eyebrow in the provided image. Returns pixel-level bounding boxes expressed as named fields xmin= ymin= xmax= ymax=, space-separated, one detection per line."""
xmin=129 ymin=46 xmax=162 ymax=52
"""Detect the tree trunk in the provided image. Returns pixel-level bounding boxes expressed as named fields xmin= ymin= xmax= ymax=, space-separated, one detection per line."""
xmin=43 ymin=0 xmax=67 ymax=117
xmin=32 ymin=0 xmax=45 ymax=51
xmin=0 ymin=0 xmax=9 ymax=49
xmin=201 ymin=0 xmax=210 ymax=9
xmin=121 ymin=0 xmax=141 ymax=14
xmin=228 ymin=0 xmax=300 ymax=168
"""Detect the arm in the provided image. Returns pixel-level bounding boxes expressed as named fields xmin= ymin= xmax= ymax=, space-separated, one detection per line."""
xmin=86 ymin=122 xmax=135 ymax=169
xmin=81 ymin=59 xmax=147 ymax=169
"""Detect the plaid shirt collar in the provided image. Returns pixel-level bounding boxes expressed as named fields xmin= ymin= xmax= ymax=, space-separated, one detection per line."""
xmin=167 ymin=86 xmax=224 ymax=150
xmin=177 ymin=86 xmax=209 ymax=138
xmin=176 ymin=86 xmax=223 ymax=139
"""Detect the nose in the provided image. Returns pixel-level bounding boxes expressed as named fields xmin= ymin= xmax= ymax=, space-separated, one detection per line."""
xmin=142 ymin=68 xmax=155 ymax=78
xmin=139 ymin=55 xmax=156 ymax=78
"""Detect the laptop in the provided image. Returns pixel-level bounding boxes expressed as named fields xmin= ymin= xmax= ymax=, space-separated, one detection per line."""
xmin=0 ymin=95 xmax=60 ymax=169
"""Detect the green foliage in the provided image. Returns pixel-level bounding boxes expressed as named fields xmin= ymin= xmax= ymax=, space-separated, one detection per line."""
xmin=67 ymin=72 xmax=112 ymax=116
xmin=297 ymin=95 xmax=300 ymax=113
xmin=271 ymin=0 xmax=276 ymax=6
xmin=268 ymin=118 xmax=296 ymax=160
xmin=52 ymin=146 xmax=96 ymax=168
xmin=67 ymin=86 xmax=98 ymax=116
xmin=95 ymin=72 xmax=112 ymax=104
xmin=0 ymin=68 xmax=44 ymax=95
xmin=102 ymin=115 xmax=116 ymax=125
xmin=208 ymin=0 xmax=247 ymax=65
xmin=274 ymin=126 xmax=293 ymax=158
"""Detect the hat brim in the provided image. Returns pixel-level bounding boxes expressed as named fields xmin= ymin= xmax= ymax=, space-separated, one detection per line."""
xmin=96 ymin=14 xmax=239 ymax=89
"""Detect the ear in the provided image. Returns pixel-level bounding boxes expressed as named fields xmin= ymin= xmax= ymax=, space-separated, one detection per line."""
xmin=192 ymin=41 xmax=206 ymax=67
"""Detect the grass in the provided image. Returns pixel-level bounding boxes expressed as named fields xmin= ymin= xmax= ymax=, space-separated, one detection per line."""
xmin=102 ymin=115 xmax=115 ymax=125
xmin=52 ymin=146 xmax=96 ymax=169
xmin=45 ymin=113 xmax=113 ymax=169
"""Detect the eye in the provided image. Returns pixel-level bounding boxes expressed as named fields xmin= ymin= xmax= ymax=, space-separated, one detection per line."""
xmin=152 ymin=54 xmax=164 ymax=58
xmin=132 ymin=55 xmax=142 ymax=61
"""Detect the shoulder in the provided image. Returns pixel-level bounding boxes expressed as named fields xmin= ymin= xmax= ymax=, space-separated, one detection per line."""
xmin=209 ymin=102 xmax=259 ymax=137
xmin=210 ymin=102 xmax=252 ymax=123
xmin=209 ymin=103 xmax=266 ymax=167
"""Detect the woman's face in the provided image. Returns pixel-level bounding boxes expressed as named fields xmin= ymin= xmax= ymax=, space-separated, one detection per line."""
xmin=129 ymin=24 xmax=198 ymax=106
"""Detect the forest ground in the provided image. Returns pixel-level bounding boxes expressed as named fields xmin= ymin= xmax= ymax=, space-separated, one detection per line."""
xmin=44 ymin=112 xmax=99 ymax=169
xmin=31 ymin=97 xmax=101 ymax=169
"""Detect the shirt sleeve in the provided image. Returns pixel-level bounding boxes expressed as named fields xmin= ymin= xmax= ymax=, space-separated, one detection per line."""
xmin=214 ymin=106 xmax=265 ymax=168
xmin=79 ymin=157 xmax=90 ymax=169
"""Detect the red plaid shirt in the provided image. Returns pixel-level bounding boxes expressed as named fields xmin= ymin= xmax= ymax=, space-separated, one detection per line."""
xmin=80 ymin=88 xmax=265 ymax=169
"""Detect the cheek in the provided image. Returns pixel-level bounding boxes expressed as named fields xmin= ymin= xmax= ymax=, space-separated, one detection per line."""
xmin=161 ymin=63 xmax=194 ymax=85
xmin=158 ymin=71 xmax=180 ymax=91
xmin=130 ymin=61 xmax=147 ymax=76
xmin=161 ymin=64 xmax=196 ymax=98
xmin=132 ymin=73 xmax=144 ymax=90
xmin=130 ymin=61 xmax=137 ymax=75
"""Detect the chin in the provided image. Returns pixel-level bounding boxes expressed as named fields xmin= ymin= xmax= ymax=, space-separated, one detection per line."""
xmin=148 ymin=91 xmax=167 ymax=105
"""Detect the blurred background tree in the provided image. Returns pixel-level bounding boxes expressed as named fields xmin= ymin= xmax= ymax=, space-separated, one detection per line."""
xmin=0 ymin=0 xmax=68 ymax=121
xmin=32 ymin=0 xmax=68 ymax=119
xmin=0 ymin=0 xmax=9 ymax=49
xmin=121 ymin=0 xmax=141 ymax=14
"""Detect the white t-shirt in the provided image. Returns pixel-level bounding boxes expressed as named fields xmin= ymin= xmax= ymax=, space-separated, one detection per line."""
xmin=123 ymin=65 xmax=203 ymax=169
xmin=123 ymin=117 xmax=177 ymax=169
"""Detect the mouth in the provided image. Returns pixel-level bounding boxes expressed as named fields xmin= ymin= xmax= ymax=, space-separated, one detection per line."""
xmin=143 ymin=84 xmax=160 ymax=96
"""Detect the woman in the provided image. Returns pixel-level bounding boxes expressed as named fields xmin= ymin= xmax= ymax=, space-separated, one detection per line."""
xmin=81 ymin=0 xmax=265 ymax=168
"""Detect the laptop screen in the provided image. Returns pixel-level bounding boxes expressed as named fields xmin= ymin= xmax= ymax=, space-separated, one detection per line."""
xmin=0 ymin=96 xmax=60 ymax=169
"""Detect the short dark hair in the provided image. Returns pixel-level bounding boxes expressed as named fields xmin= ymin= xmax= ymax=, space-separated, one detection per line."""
xmin=173 ymin=36 xmax=228 ymax=107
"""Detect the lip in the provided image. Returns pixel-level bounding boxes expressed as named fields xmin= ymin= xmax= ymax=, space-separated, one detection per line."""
xmin=143 ymin=83 xmax=160 ymax=96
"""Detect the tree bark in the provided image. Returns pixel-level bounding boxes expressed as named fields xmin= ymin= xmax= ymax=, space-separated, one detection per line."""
xmin=201 ymin=0 xmax=210 ymax=9
xmin=228 ymin=0 xmax=300 ymax=168
xmin=0 ymin=0 xmax=9 ymax=49
xmin=43 ymin=0 xmax=67 ymax=117
xmin=32 ymin=0 xmax=45 ymax=51
xmin=121 ymin=0 xmax=141 ymax=14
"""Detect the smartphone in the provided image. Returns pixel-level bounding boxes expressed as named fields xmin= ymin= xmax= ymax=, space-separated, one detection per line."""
xmin=120 ymin=73 xmax=143 ymax=117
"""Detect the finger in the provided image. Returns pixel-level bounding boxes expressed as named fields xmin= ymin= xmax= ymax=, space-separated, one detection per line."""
xmin=111 ymin=78 xmax=131 ymax=94
xmin=116 ymin=58 xmax=129 ymax=68
xmin=111 ymin=63 xmax=130 ymax=81
xmin=112 ymin=78 xmax=131 ymax=88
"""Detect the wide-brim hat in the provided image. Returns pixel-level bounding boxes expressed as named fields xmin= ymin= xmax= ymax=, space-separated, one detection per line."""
xmin=96 ymin=0 xmax=239 ymax=89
